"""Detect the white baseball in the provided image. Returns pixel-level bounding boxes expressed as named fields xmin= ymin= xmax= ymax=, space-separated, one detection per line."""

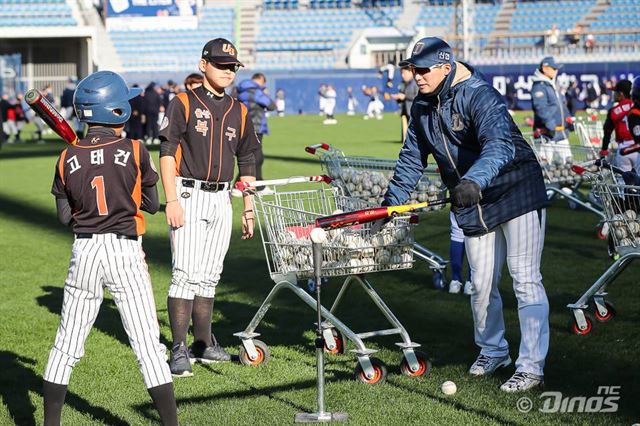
xmin=310 ymin=227 xmax=327 ymax=244
xmin=441 ymin=381 xmax=457 ymax=395
xmin=624 ymin=210 xmax=637 ymax=221
xmin=614 ymin=227 xmax=627 ymax=240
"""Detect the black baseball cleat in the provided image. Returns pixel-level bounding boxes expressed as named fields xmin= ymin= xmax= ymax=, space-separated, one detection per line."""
xmin=189 ymin=334 xmax=231 ymax=364
xmin=169 ymin=342 xmax=193 ymax=377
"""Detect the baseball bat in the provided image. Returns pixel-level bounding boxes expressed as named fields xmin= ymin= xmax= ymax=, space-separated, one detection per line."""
xmin=25 ymin=88 xmax=79 ymax=145
xmin=620 ymin=144 xmax=640 ymax=156
xmin=315 ymin=199 xmax=449 ymax=230
xmin=234 ymin=175 xmax=332 ymax=191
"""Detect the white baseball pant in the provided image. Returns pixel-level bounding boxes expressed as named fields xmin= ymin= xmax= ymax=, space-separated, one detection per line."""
xmin=465 ymin=209 xmax=549 ymax=376
xmin=615 ymin=139 xmax=639 ymax=173
xmin=44 ymin=234 xmax=172 ymax=389
xmin=168 ymin=177 xmax=233 ymax=300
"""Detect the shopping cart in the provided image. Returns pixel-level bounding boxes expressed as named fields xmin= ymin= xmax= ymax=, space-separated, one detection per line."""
xmin=575 ymin=117 xmax=605 ymax=150
xmin=305 ymin=143 xmax=449 ymax=288
xmin=528 ymin=136 xmax=607 ymax=223
xmin=567 ymin=161 xmax=640 ymax=335
xmin=234 ymin=182 xmax=431 ymax=384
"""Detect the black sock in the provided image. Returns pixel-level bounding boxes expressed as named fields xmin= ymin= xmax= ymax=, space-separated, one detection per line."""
xmin=168 ymin=297 xmax=193 ymax=346
xmin=192 ymin=296 xmax=214 ymax=347
xmin=43 ymin=380 xmax=67 ymax=426
xmin=148 ymin=383 xmax=178 ymax=426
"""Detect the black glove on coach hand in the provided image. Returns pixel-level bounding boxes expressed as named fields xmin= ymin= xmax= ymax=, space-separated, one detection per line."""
xmin=452 ymin=179 xmax=482 ymax=208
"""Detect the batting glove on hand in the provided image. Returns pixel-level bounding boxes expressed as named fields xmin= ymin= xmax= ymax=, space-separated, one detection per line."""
xmin=451 ymin=179 xmax=482 ymax=208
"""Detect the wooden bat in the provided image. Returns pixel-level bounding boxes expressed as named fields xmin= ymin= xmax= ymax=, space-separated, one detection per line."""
xmin=315 ymin=199 xmax=449 ymax=230
xmin=25 ymin=88 xmax=79 ymax=145
xmin=234 ymin=175 xmax=332 ymax=191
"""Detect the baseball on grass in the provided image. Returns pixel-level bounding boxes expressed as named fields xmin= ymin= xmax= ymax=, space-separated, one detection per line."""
xmin=441 ymin=380 xmax=457 ymax=395
xmin=310 ymin=227 xmax=328 ymax=244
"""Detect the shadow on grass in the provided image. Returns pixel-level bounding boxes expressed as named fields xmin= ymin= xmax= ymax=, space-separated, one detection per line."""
xmin=0 ymin=351 xmax=128 ymax=426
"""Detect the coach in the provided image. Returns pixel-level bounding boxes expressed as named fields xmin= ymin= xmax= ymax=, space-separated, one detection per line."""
xmin=383 ymin=37 xmax=550 ymax=392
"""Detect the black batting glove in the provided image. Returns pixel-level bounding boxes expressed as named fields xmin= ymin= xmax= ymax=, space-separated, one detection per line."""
xmin=451 ymin=179 xmax=482 ymax=208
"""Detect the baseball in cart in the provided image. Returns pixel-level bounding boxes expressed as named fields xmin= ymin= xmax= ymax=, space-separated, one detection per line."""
xmin=567 ymin=161 xmax=640 ymax=335
xmin=527 ymin=135 xmax=609 ymax=237
xmin=305 ymin=143 xmax=449 ymax=288
xmin=233 ymin=178 xmax=432 ymax=384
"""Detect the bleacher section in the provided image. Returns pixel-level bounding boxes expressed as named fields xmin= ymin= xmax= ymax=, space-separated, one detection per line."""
xmin=255 ymin=6 xmax=403 ymax=70
xmin=415 ymin=5 xmax=454 ymax=30
xmin=509 ymin=0 xmax=595 ymax=45
xmin=591 ymin=0 xmax=640 ymax=44
xmin=110 ymin=6 xmax=234 ymax=71
xmin=0 ymin=0 xmax=76 ymax=27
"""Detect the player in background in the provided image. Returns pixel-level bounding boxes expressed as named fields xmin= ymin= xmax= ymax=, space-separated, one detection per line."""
xmin=530 ymin=57 xmax=573 ymax=162
xmin=44 ymin=70 xmax=178 ymax=425
xmin=390 ymin=65 xmax=418 ymax=143
xmin=159 ymin=38 xmax=261 ymax=377
xmin=323 ymin=84 xmax=337 ymax=125
xmin=184 ymin=73 xmax=204 ymax=91
xmin=383 ymin=37 xmax=550 ymax=392
xmin=625 ymin=76 xmax=640 ymax=171
xmin=600 ymin=80 xmax=637 ymax=172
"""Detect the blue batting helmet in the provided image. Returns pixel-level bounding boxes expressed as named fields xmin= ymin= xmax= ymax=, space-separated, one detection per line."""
xmin=73 ymin=71 xmax=142 ymax=125
xmin=632 ymin=76 xmax=640 ymax=103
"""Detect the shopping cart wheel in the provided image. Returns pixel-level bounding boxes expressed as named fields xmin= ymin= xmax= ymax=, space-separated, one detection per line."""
xmin=355 ymin=358 xmax=387 ymax=385
xmin=238 ymin=339 xmax=271 ymax=366
xmin=432 ymin=271 xmax=445 ymax=290
xmin=568 ymin=311 xmax=595 ymax=336
xmin=400 ymin=351 xmax=432 ymax=378
xmin=591 ymin=300 xmax=616 ymax=322
xmin=596 ymin=223 xmax=609 ymax=240
xmin=324 ymin=328 xmax=346 ymax=355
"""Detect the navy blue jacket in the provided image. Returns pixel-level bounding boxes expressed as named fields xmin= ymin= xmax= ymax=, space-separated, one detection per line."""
xmin=384 ymin=63 xmax=549 ymax=237
xmin=236 ymin=79 xmax=276 ymax=135
xmin=531 ymin=69 xmax=571 ymax=141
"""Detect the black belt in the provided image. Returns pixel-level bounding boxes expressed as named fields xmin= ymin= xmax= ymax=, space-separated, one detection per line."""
xmin=76 ymin=233 xmax=138 ymax=241
xmin=181 ymin=179 xmax=230 ymax=192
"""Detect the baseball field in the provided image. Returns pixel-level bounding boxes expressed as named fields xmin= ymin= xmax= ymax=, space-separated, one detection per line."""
xmin=0 ymin=112 xmax=638 ymax=425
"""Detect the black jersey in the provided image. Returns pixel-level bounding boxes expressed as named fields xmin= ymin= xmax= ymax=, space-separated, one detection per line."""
xmin=159 ymin=85 xmax=260 ymax=182
xmin=51 ymin=128 xmax=159 ymax=236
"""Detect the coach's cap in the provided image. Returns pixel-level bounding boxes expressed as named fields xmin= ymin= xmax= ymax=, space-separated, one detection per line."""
xmin=202 ymin=38 xmax=244 ymax=66
xmin=399 ymin=37 xmax=454 ymax=68
xmin=614 ymin=79 xmax=632 ymax=97
xmin=539 ymin=56 xmax=563 ymax=70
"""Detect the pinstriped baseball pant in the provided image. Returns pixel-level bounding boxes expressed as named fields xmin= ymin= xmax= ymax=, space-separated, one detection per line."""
xmin=465 ymin=209 xmax=549 ymax=376
xmin=168 ymin=178 xmax=233 ymax=300
xmin=44 ymin=234 xmax=173 ymax=389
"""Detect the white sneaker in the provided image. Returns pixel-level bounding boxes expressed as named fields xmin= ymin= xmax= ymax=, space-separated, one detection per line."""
xmin=363 ymin=115 xmax=370 ymax=120
xmin=500 ymin=371 xmax=543 ymax=393
xmin=153 ymin=138 xmax=161 ymax=145
xmin=463 ymin=281 xmax=473 ymax=295
xmin=323 ymin=119 xmax=337 ymax=125
xmin=469 ymin=354 xmax=512 ymax=376
xmin=448 ymin=280 xmax=462 ymax=294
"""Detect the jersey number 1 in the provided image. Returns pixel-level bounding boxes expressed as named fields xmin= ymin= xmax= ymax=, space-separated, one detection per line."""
xmin=91 ymin=176 xmax=109 ymax=216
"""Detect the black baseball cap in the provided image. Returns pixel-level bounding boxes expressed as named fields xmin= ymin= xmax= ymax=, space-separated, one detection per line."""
xmin=615 ymin=79 xmax=632 ymax=97
xmin=399 ymin=37 xmax=454 ymax=68
xmin=201 ymin=38 xmax=244 ymax=66
xmin=539 ymin=56 xmax=563 ymax=70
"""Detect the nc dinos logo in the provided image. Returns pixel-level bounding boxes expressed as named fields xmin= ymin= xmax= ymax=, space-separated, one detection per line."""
xmin=412 ymin=42 xmax=425 ymax=55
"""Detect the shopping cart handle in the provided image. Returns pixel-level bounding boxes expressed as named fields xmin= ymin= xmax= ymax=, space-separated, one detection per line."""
xmin=234 ymin=175 xmax=333 ymax=192
xmin=570 ymin=165 xmax=587 ymax=175
xmin=304 ymin=143 xmax=331 ymax=154
xmin=621 ymin=144 xmax=640 ymax=156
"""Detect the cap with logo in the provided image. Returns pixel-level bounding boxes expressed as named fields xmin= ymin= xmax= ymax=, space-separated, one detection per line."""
xmin=539 ymin=56 xmax=563 ymax=70
xmin=399 ymin=37 xmax=454 ymax=68
xmin=201 ymin=38 xmax=244 ymax=67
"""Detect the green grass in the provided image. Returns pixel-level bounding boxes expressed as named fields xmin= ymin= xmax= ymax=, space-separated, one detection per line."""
xmin=0 ymin=112 xmax=638 ymax=425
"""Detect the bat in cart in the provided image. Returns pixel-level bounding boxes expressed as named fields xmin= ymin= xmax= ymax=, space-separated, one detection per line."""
xmin=24 ymin=88 xmax=79 ymax=145
xmin=315 ymin=199 xmax=449 ymax=230
xmin=234 ymin=175 xmax=333 ymax=192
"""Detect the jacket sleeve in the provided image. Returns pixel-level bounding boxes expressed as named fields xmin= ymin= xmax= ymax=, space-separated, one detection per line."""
xmin=463 ymin=86 xmax=515 ymax=190
xmin=629 ymin=112 xmax=640 ymax=145
xmin=256 ymin=89 xmax=277 ymax=111
xmin=531 ymin=83 xmax=556 ymax=132
xmin=383 ymin=116 xmax=429 ymax=206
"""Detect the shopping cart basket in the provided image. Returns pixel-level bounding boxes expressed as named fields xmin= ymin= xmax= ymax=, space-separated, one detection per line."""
xmin=567 ymin=161 xmax=640 ymax=335
xmin=234 ymin=184 xmax=431 ymax=384
xmin=305 ymin=143 xmax=449 ymax=288
xmin=528 ymin=136 xmax=607 ymax=222
xmin=575 ymin=117 xmax=605 ymax=150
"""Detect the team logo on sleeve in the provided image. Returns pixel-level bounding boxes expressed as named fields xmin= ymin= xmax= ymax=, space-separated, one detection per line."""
xmin=534 ymin=91 xmax=544 ymax=98
xmin=159 ymin=116 xmax=169 ymax=131
xmin=451 ymin=114 xmax=464 ymax=131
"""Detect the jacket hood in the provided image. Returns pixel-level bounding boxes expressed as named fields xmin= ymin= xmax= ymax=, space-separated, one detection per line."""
xmin=237 ymin=79 xmax=261 ymax=92
xmin=532 ymin=69 xmax=556 ymax=87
